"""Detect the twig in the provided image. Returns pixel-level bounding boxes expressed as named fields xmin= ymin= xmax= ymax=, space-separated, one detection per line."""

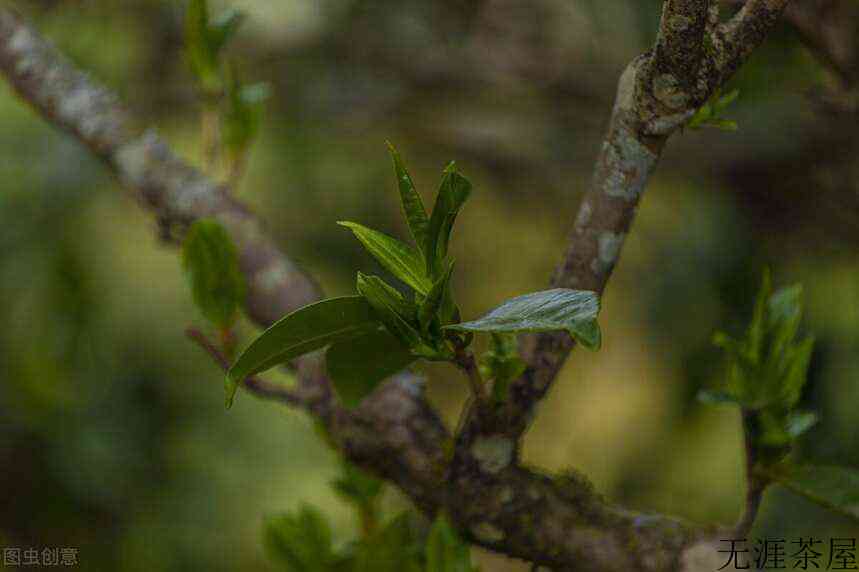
xmin=733 ymin=409 xmax=769 ymax=537
xmin=185 ymin=326 xmax=304 ymax=407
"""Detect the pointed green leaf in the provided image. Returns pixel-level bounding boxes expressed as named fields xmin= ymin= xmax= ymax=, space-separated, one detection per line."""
xmin=339 ymin=222 xmax=431 ymax=294
xmin=774 ymin=465 xmax=859 ymax=523
xmin=419 ymin=261 xmax=455 ymax=335
xmin=263 ymin=505 xmax=337 ymax=571
xmin=356 ymin=273 xmax=425 ymax=349
xmin=327 ymin=328 xmax=416 ymax=407
xmin=387 ymin=142 xmax=430 ymax=251
xmin=185 ymin=0 xmax=220 ymax=91
xmin=424 ymin=163 xmax=471 ymax=277
xmin=426 ymin=514 xmax=473 ymax=572
xmin=226 ymin=296 xmax=379 ymax=408
xmin=222 ymin=70 xmax=270 ymax=156
xmin=445 ymin=288 xmax=601 ymax=351
xmin=182 ymin=219 xmax=246 ymax=330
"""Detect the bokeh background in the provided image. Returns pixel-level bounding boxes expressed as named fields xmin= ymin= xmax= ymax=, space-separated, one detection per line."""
xmin=1 ymin=0 xmax=857 ymax=570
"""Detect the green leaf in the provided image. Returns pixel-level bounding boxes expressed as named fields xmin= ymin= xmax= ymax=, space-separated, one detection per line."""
xmin=445 ymin=288 xmax=601 ymax=351
xmin=208 ymin=8 xmax=245 ymax=55
xmin=222 ymin=72 xmax=270 ymax=156
xmin=480 ymin=333 xmax=526 ymax=404
xmin=387 ymin=142 xmax=430 ymax=251
xmin=182 ymin=219 xmax=246 ymax=330
xmin=263 ymin=505 xmax=337 ymax=571
xmin=356 ymin=273 xmax=425 ymax=350
xmin=773 ymin=465 xmax=859 ymax=523
xmin=331 ymin=462 xmax=383 ymax=509
xmin=327 ymin=328 xmax=416 ymax=407
xmin=426 ymin=514 xmax=473 ymax=572
xmin=339 ymin=222 xmax=431 ymax=294
xmin=419 ymin=261 xmax=455 ymax=335
xmin=227 ymin=296 xmax=379 ymax=408
xmin=185 ymin=0 xmax=220 ymax=91
xmin=353 ymin=513 xmax=424 ymax=572
xmin=424 ymin=163 xmax=471 ymax=277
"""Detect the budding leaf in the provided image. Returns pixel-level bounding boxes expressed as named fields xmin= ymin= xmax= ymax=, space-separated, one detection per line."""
xmin=327 ymin=328 xmax=416 ymax=407
xmin=426 ymin=514 xmax=474 ymax=572
xmin=208 ymin=8 xmax=246 ymax=55
xmin=419 ymin=261 xmax=455 ymax=336
xmin=222 ymin=72 xmax=270 ymax=157
xmin=480 ymin=333 xmax=527 ymax=404
xmin=445 ymin=288 xmax=601 ymax=351
xmin=387 ymin=142 xmax=430 ymax=252
xmin=339 ymin=222 xmax=432 ymax=295
xmin=263 ymin=506 xmax=338 ymax=571
xmin=356 ymin=273 xmax=427 ymax=351
xmin=424 ymin=163 xmax=471 ymax=278
xmin=226 ymin=296 xmax=380 ymax=408
xmin=773 ymin=465 xmax=859 ymax=523
xmin=182 ymin=219 xmax=245 ymax=331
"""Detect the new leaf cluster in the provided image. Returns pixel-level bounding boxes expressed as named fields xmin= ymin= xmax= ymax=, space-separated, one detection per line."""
xmin=226 ymin=145 xmax=602 ymax=408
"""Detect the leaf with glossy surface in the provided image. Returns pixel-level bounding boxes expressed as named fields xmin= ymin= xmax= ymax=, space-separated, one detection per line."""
xmin=387 ymin=142 xmax=429 ymax=251
xmin=424 ymin=163 xmax=471 ymax=277
xmin=339 ymin=222 xmax=431 ymax=294
xmin=446 ymin=288 xmax=601 ymax=350
xmin=182 ymin=219 xmax=245 ymax=330
xmin=226 ymin=296 xmax=379 ymax=408
xmin=426 ymin=514 xmax=473 ymax=572
xmin=774 ymin=465 xmax=859 ymax=523
xmin=327 ymin=328 xmax=416 ymax=407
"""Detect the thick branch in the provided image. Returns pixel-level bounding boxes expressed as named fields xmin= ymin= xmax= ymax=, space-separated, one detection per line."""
xmin=716 ymin=0 xmax=792 ymax=82
xmin=652 ymin=0 xmax=712 ymax=101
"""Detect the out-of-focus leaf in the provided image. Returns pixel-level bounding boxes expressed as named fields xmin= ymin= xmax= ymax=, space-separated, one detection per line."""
xmin=227 ymin=296 xmax=379 ymax=408
xmin=181 ymin=219 xmax=245 ymax=330
xmin=222 ymin=72 xmax=270 ymax=157
xmin=480 ymin=333 xmax=526 ymax=405
xmin=773 ymin=465 xmax=859 ymax=523
xmin=185 ymin=0 xmax=220 ymax=91
xmin=445 ymin=288 xmax=601 ymax=351
xmin=339 ymin=222 xmax=431 ymax=294
xmin=327 ymin=328 xmax=415 ymax=407
xmin=331 ymin=462 xmax=383 ymax=509
xmin=263 ymin=506 xmax=337 ymax=571
xmin=208 ymin=8 xmax=245 ymax=55
xmin=426 ymin=514 xmax=473 ymax=572
xmin=353 ymin=513 xmax=424 ymax=572
xmin=387 ymin=142 xmax=429 ymax=251
xmin=424 ymin=163 xmax=471 ymax=277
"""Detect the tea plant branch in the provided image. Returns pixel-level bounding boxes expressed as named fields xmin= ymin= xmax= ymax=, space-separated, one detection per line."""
xmin=468 ymin=0 xmax=795 ymax=444
xmin=0 ymin=6 xmax=792 ymax=571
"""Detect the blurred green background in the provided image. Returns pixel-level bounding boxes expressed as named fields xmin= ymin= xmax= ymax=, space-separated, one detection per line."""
xmin=1 ymin=0 xmax=857 ymax=570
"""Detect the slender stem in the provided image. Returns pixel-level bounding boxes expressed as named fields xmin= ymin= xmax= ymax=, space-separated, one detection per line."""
xmin=453 ymin=345 xmax=486 ymax=402
xmin=201 ymin=98 xmax=221 ymax=174
xmin=185 ymin=326 xmax=304 ymax=407
xmin=734 ymin=409 xmax=768 ymax=537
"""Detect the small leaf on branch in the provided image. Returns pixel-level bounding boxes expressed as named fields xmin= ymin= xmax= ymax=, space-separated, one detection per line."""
xmin=387 ymin=142 xmax=430 ymax=251
xmin=426 ymin=514 xmax=474 ymax=572
xmin=424 ymin=163 xmax=471 ymax=277
xmin=182 ymin=219 xmax=245 ymax=331
xmin=445 ymin=288 xmax=601 ymax=351
xmin=327 ymin=328 xmax=416 ymax=407
xmin=226 ymin=296 xmax=380 ymax=408
xmin=339 ymin=221 xmax=432 ymax=294
xmin=263 ymin=505 xmax=337 ymax=571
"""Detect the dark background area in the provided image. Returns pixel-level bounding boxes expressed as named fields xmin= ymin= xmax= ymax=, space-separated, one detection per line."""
xmin=0 ymin=1 xmax=857 ymax=569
